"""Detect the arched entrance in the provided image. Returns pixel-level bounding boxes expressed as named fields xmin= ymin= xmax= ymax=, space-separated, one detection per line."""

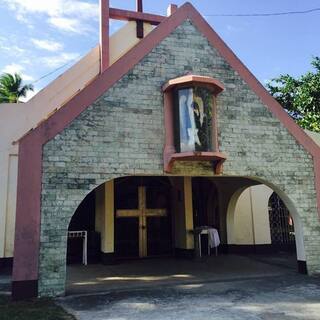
xmin=65 ymin=176 xmax=174 ymax=267
xmin=226 ymin=181 xmax=306 ymax=273
xmin=64 ymin=175 xmax=307 ymax=296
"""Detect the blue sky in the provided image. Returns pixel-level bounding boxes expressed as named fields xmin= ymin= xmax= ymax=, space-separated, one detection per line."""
xmin=0 ymin=0 xmax=319 ymax=100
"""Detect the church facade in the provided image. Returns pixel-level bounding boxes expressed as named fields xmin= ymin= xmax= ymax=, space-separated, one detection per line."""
xmin=9 ymin=2 xmax=320 ymax=299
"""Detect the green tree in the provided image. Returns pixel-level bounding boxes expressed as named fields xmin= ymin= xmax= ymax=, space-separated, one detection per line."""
xmin=0 ymin=72 xmax=34 ymax=103
xmin=267 ymin=57 xmax=320 ymax=132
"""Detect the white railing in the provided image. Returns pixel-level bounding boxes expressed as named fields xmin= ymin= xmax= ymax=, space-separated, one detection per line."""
xmin=68 ymin=230 xmax=88 ymax=265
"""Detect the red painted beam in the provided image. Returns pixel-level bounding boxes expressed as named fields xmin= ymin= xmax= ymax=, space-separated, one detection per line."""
xmin=109 ymin=8 xmax=165 ymax=25
xmin=100 ymin=0 xmax=109 ymax=73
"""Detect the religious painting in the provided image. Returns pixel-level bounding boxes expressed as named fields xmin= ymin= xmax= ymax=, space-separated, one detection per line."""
xmin=176 ymin=87 xmax=213 ymax=152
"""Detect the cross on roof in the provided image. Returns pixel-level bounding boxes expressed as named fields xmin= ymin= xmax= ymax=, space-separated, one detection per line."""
xmin=136 ymin=0 xmax=144 ymax=38
xmin=136 ymin=0 xmax=143 ymax=13
xmin=99 ymin=0 xmax=178 ymax=72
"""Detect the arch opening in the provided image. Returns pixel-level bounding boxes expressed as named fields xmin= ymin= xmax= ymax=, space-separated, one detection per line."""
xmin=226 ymin=181 xmax=306 ymax=273
xmin=61 ymin=175 xmax=307 ymax=296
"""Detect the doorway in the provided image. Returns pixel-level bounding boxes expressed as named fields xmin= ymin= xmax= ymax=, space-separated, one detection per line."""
xmin=192 ymin=178 xmax=219 ymax=229
xmin=115 ymin=177 xmax=172 ymax=258
xmin=268 ymin=192 xmax=295 ymax=252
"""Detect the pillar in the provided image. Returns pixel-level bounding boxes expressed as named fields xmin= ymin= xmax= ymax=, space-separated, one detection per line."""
xmin=95 ymin=180 xmax=115 ymax=263
xmin=184 ymin=177 xmax=194 ymax=250
xmin=172 ymin=177 xmax=194 ymax=258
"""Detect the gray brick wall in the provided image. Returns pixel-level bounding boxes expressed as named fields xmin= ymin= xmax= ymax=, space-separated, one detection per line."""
xmin=39 ymin=20 xmax=319 ymax=296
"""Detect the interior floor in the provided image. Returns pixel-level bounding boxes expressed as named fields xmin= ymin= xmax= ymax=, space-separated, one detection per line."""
xmin=66 ymin=253 xmax=297 ymax=295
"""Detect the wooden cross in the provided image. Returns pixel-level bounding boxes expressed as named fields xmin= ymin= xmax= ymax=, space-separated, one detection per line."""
xmin=116 ymin=186 xmax=167 ymax=257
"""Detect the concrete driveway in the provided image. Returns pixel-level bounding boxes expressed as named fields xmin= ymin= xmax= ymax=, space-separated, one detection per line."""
xmin=66 ymin=254 xmax=297 ymax=295
xmin=59 ymin=256 xmax=320 ymax=320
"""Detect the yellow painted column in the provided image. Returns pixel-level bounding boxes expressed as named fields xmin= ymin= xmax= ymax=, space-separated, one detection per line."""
xmin=104 ymin=180 xmax=114 ymax=253
xmin=184 ymin=177 xmax=194 ymax=249
xmin=95 ymin=180 xmax=114 ymax=254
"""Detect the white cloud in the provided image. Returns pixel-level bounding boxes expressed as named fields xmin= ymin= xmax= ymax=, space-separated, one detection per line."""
xmin=41 ymin=52 xmax=80 ymax=68
xmin=2 ymin=63 xmax=24 ymax=74
xmin=1 ymin=44 xmax=26 ymax=55
xmin=0 ymin=36 xmax=27 ymax=56
xmin=31 ymin=38 xmax=63 ymax=52
xmin=1 ymin=63 xmax=34 ymax=81
xmin=3 ymin=0 xmax=99 ymax=34
xmin=48 ymin=17 xmax=91 ymax=34
xmin=3 ymin=0 xmax=98 ymax=19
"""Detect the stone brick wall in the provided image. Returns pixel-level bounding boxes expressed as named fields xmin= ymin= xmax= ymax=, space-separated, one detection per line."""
xmin=40 ymin=20 xmax=320 ymax=296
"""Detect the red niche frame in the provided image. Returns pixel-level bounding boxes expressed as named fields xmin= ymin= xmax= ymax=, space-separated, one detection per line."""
xmin=162 ymin=75 xmax=227 ymax=173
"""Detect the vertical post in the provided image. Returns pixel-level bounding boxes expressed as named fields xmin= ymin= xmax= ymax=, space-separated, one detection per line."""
xmin=105 ymin=180 xmax=114 ymax=254
xmin=184 ymin=177 xmax=194 ymax=249
xmin=167 ymin=4 xmax=178 ymax=16
xmin=138 ymin=186 xmax=147 ymax=257
xmin=0 ymin=153 xmax=9 ymax=259
xmin=95 ymin=180 xmax=114 ymax=264
xmin=136 ymin=0 xmax=144 ymax=39
xmin=100 ymin=0 xmax=109 ymax=73
xmin=12 ymin=136 xmax=42 ymax=300
xmin=95 ymin=181 xmax=115 ymax=264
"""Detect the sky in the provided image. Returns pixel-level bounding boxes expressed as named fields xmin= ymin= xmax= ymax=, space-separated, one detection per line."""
xmin=0 ymin=0 xmax=319 ymax=101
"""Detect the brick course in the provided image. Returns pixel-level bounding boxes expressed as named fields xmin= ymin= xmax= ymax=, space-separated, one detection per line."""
xmin=39 ymin=20 xmax=319 ymax=296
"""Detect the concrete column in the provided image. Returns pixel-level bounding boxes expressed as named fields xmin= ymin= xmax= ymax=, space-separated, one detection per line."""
xmin=104 ymin=180 xmax=114 ymax=253
xmin=184 ymin=177 xmax=194 ymax=250
xmin=95 ymin=180 xmax=114 ymax=263
xmin=171 ymin=177 xmax=194 ymax=257
xmin=4 ymin=154 xmax=18 ymax=257
xmin=0 ymin=152 xmax=9 ymax=258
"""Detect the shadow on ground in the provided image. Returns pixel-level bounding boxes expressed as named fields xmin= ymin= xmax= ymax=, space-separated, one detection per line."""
xmin=66 ymin=253 xmax=297 ymax=295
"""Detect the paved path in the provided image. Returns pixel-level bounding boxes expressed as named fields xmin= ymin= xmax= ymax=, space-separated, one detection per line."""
xmin=59 ymin=273 xmax=320 ymax=320
xmin=66 ymin=254 xmax=296 ymax=295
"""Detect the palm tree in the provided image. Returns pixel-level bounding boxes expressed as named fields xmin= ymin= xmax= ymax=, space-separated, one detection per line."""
xmin=0 ymin=72 xmax=34 ymax=103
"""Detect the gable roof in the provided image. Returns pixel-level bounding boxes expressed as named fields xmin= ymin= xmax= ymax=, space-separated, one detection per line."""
xmin=20 ymin=3 xmax=320 ymax=158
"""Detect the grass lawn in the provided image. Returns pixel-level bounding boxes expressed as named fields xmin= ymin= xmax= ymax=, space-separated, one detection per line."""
xmin=0 ymin=295 xmax=75 ymax=320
